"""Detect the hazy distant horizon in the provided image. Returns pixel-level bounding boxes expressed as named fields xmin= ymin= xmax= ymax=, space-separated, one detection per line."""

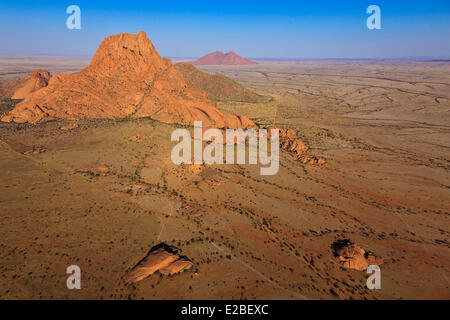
xmin=1 ymin=54 xmax=449 ymax=62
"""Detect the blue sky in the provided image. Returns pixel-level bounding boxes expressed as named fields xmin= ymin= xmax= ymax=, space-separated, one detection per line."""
xmin=0 ymin=0 xmax=449 ymax=59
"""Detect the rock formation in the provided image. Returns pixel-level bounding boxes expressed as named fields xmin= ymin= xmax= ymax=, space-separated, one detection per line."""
xmin=80 ymin=165 xmax=109 ymax=176
xmin=0 ymin=70 xmax=51 ymax=99
xmin=59 ymin=123 xmax=79 ymax=131
xmin=268 ymin=127 xmax=326 ymax=165
xmin=23 ymin=146 xmax=47 ymax=156
xmin=125 ymin=243 xmax=193 ymax=283
xmin=332 ymin=239 xmax=381 ymax=271
xmin=175 ymin=62 xmax=263 ymax=103
xmin=192 ymin=51 xmax=257 ymax=65
xmin=1 ymin=32 xmax=253 ymax=129
xmin=129 ymin=134 xmax=147 ymax=142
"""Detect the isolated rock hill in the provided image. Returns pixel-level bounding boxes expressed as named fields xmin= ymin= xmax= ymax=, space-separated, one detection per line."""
xmin=0 ymin=31 xmax=253 ymax=129
xmin=0 ymin=69 xmax=51 ymax=99
xmin=332 ymin=239 xmax=381 ymax=271
xmin=125 ymin=243 xmax=193 ymax=283
xmin=175 ymin=62 xmax=264 ymax=103
xmin=80 ymin=165 xmax=110 ymax=176
xmin=192 ymin=51 xmax=257 ymax=65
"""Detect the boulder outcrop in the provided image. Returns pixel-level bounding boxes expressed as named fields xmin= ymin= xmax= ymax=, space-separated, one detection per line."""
xmin=332 ymin=239 xmax=381 ymax=271
xmin=0 ymin=69 xmax=51 ymax=99
xmin=268 ymin=127 xmax=326 ymax=165
xmin=125 ymin=243 xmax=193 ymax=283
xmin=80 ymin=165 xmax=109 ymax=176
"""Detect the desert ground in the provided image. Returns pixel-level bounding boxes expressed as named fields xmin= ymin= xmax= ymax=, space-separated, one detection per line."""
xmin=0 ymin=56 xmax=449 ymax=299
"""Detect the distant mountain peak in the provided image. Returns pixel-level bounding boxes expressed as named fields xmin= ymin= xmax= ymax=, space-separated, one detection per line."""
xmin=192 ymin=51 xmax=257 ymax=65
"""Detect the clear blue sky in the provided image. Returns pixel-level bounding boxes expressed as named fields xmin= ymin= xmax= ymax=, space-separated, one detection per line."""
xmin=0 ymin=0 xmax=449 ymax=59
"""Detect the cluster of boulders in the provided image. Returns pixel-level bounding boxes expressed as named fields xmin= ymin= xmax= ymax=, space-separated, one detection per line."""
xmin=125 ymin=243 xmax=193 ymax=283
xmin=269 ymin=127 xmax=326 ymax=165
xmin=80 ymin=165 xmax=109 ymax=176
xmin=129 ymin=134 xmax=147 ymax=142
xmin=332 ymin=239 xmax=381 ymax=271
xmin=23 ymin=146 xmax=46 ymax=155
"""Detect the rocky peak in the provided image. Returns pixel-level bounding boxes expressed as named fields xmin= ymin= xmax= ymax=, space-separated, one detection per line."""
xmin=0 ymin=69 xmax=51 ymax=99
xmin=1 ymin=31 xmax=254 ymax=129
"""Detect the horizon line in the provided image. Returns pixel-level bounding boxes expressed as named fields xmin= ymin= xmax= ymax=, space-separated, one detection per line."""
xmin=0 ymin=54 xmax=449 ymax=62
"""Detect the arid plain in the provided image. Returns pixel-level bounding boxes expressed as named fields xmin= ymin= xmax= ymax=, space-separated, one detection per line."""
xmin=0 ymin=55 xmax=449 ymax=299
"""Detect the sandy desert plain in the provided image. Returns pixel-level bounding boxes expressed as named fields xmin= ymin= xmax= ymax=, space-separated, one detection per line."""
xmin=0 ymin=55 xmax=449 ymax=300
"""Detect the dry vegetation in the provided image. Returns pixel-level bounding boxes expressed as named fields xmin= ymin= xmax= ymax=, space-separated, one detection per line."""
xmin=175 ymin=62 xmax=265 ymax=103
xmin=0 ymin=57 xmax=449 ymax=299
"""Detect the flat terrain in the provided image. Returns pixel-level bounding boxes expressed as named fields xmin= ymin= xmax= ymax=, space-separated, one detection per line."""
xmin=0 ymin=56 xmax=449 ymax=299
